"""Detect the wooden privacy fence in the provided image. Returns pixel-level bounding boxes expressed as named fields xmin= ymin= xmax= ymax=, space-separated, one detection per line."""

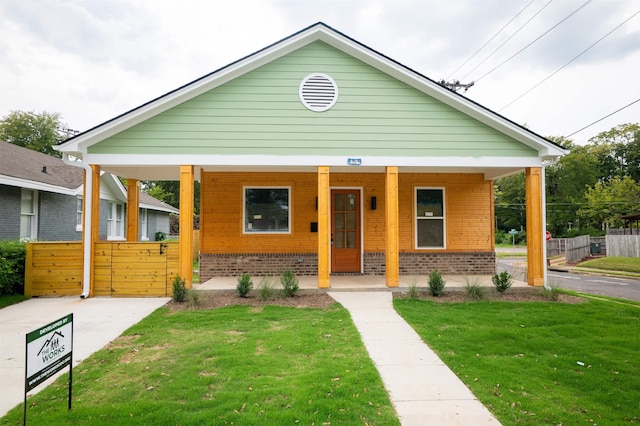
xmin=566 ymin=235 xmax=590 ymax=262
xmin=606 ymin=235 xmax=640 ymax=258
xmin=25 ymin=241 xmax=179 ymax=297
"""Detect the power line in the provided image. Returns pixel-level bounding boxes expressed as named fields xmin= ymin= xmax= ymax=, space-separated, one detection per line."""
xmin=566 ymin=98 xmax=640 ymax=138
xmin=499 ymin=9 xmax=640 ymax=112
xmin=474 ymin=0 xmax=593 ymax=83
xmin=445 ymin=0 xmax=536 ymax=80
xmin=460 ymin=0 xmax=554 ymax=81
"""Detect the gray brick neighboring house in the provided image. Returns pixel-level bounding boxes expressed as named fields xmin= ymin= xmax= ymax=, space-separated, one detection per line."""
xmin=0 ymin=141 xmax=178 ymax=241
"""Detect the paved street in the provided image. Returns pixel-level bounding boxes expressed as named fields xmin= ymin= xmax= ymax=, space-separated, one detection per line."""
xmin=498 ymin=258 xmax=640 ymax=302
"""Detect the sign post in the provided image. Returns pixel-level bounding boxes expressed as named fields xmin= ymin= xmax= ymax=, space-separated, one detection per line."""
xmin=508 ymin=229 xmax=519 ymax=246
xmin=24 ymin=314 xmax=74 ymax=424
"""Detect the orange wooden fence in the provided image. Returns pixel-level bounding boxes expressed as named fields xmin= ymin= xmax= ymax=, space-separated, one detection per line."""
xmin=25 ymin=241 xmax=179 ymax=297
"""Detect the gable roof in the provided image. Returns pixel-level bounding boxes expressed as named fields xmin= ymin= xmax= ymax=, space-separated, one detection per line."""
xmin=0 ymin=141 xmax=178 ymax=213
xmin=57 ymin=22 xmax=566 ymax=161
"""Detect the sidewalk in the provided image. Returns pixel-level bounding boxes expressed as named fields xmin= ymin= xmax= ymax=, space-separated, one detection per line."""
xmin=329 ymin=291 xmax=500 ymax=426
xmin=0 ymin=297 xmax=169 ymax=417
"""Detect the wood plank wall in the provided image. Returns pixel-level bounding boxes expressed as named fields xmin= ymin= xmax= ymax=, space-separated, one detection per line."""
xmin=26 ymin=241 xmax=178 ymax=297
xmin=200 ymin=171 xmax=493 ymax=254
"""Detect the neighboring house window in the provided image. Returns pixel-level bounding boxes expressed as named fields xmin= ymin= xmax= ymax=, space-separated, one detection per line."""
xmin=415 ymin=188 xmax=445 ymax=249
xmin=107 ymin=202 xmax=125 ymax=239
xmin=76 ymin=197 xmax=83 ymax=231
xmin=140 ymin=208 xmax=148 ymax=241
xmin=243 ymin=187 xmax=290 ymax=233
xmin=20 ymin=189 xmax=38 ymax=240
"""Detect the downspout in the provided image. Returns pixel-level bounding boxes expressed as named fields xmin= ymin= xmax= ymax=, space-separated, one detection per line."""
xmin=542 ymin=163 xmax=549 ymax=290
xmin=62 ymin=154 xmax=92 ymax=298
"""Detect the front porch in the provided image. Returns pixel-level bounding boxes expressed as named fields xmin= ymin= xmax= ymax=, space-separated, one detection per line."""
xmin=195 ymin=273 xmax=530 ymax=292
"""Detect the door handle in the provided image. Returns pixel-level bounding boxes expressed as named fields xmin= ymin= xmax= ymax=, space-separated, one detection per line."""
xmin=159 ymin=243 xmax=168 ymax=254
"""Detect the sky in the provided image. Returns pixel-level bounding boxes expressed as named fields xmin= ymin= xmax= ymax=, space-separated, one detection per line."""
xmin=0 ymin=0 xmax=638 ymax=145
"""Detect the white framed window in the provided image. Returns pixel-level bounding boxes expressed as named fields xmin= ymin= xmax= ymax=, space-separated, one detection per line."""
xmin=415 ymin=188 xmax=445 ymax=249
xmin=76 ymin=197 xmax=83 ymax=231
xmin=107 ymin=201 xmax=125 ymax=240
xmin=20 ymin=189 xmax=38 ymax=240
xmin=243 ymin=187 xmax=291 ymax=234
xmin=140 ymin=208 xmax=149 ymax=241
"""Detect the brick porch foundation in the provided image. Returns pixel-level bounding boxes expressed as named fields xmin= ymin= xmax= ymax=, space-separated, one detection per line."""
xmin=200 ymin=251 xmax=496 ymax=281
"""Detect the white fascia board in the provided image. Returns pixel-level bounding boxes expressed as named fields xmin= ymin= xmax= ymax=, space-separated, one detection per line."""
xmin=139 ymin=203 xmax=179 ymax=214
xmin=84 ymin=153 xmax=542 ymax=168
xmin=0 ymin=175 xmax=81 ymax=196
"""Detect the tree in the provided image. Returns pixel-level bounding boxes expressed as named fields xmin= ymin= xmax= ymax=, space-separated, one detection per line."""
xmin=0 ymin=110 xmax=67 ymax=156
xmin=494 ymin=172 xmax=525 ymax=232
xmin=142 ymin=181 xmax=200 ymax=214
xmin=588 ymin=123 xmax=640 ymax=182
xmin=579 ymin=176 xmax=640 ymax=230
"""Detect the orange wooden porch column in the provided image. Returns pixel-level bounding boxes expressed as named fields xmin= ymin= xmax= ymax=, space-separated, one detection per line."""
xmin=126 ymin=179 xmax=140 ymax=242
xmin=385 ymin=166 xmax=399 ymax=287
xmin=525 ymin=167 xmax=544 ymax=286
xmin=179 ymin=165 xmax=194 ymax=288
xmin=317 ymin=166 xmax=331 ymax=288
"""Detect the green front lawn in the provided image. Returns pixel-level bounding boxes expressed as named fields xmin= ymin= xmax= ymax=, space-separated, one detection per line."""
xmin=394 ymin=297 xmax=640 ymax=425
xmin=2 ymin=304 xmax=399 ymax=425
xmin=578 ymin=256 xmax=640 ymax=274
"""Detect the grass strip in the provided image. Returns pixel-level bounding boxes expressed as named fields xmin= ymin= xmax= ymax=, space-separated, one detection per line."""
xmin=394 ymin=297 xmax=640 ymax=425
xmin=577 ymin=256 xmax=640 ymax=274
xmin=2 ymin=304 xmax=399 ymax=425
xmin=0 ymin=294 xmax=26 ymax=309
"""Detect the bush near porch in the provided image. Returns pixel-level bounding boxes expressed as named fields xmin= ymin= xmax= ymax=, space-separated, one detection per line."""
xmin=0 ymin=240 xmax=25 ymax=295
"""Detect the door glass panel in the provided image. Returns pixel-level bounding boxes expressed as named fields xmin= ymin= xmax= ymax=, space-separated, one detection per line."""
xmin=334 ymin=193 xmax=345 ymax=211
xmin=334 ymin=231 xmax=345 ymax=249
xmin=334 ymin=212 xmax=345 ymax=230
xmin=347 ymin=231 xmax=357 ymax=248
xmin=346 ymin=194 xmax=356 ymax=211
xmin=346 ymin=212 xmax=356 ymax=229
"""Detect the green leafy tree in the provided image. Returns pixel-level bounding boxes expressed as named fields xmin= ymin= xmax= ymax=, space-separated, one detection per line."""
xmin=142 ymin=181 xmax=200 ymax=214
xmin=588 ymin=123 xmax=640 ymax=182
xmin=0 ymin=110 xmax=66 ymax=156
xmin=494 ymin=172 xmax=525 ymax=231
xmin=579 ymin=176 xmax=640 ymax=230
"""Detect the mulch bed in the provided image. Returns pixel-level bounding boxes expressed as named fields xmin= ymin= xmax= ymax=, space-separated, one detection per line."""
xmin=166 ymin=288 xmax=585 ymax=311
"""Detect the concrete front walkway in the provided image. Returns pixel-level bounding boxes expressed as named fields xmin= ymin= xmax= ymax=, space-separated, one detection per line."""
xmin=0 ymin=297 xmax=169 ymax=417
xmin=329 ymin=292 xmax=500 ymax=426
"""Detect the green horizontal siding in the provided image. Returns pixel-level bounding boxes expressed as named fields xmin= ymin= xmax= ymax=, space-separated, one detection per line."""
xmin=89 ymin=42 xmax=537 ymax=158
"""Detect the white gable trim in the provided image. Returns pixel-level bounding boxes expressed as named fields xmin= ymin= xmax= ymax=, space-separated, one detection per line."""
xmin=57 ymin=23 xmax=565 ymax=159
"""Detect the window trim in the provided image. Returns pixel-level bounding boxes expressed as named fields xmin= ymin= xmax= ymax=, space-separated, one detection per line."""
xmin=242 ymin=186 xmax=291 ymax=235
xmin=20 ymin=188 xmax=38 ymax=241
xmin=140 ymin=208 xmax=149 ymax=241
xmin=76 ymin=197 xmax=83 ymax=232
xmin=414 ymin=187 xmax=446 ymax=250
xmin=107 ymin=201 xmax=126 ymax=240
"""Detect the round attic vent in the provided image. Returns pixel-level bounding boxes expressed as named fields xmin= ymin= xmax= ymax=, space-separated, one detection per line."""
xmin=299 ymin=73 xmax=338 ymax=112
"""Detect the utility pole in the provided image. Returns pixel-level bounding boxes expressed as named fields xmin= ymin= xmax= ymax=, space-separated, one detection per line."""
xmin=438 ymin=79 xmax=474 ymax=93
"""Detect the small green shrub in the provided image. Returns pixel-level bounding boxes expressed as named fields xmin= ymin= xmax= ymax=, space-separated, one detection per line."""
xmin=155 ymin=231 xmax=167 ymax=241
xmin=237 ymin=274 xmax=254 ymax=298
xmin=186 ymin=289 xmax=200 ymax=307
xmin=542 ymin=284 xmax=561 ymax=301
xmin=281 ymin=270 xmax=299 ymax=297
xmin=492 ymin=271 xmax=513 ymax=293
xmin=0 ymin=240 xmax=26 ymax=295
xmin=428 ymin=269 xmax=445 ymax=297
xmin=258 ymin=277 xmax=276 ymax=301
xmin=465 ymin=282 xmax=485 ymax=300
xmin=408 ymin=283 xmax=419 ymax=298
xmin=172 ymin=276 xmax=187 ymax=302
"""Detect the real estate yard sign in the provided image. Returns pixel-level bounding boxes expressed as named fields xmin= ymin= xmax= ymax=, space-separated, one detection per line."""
xmin=24 ymin=313 xmax=73 ymax=422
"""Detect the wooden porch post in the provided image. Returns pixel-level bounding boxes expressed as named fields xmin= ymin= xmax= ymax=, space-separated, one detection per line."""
xmin=179 ymin=165 xmax=194 ymax=288
xmin=126 ymin=179 xmax=140 ymax=242
xmin=317 ymin=166 xmax=330 ymax=288
xmin=89 ymin=165 xmax=101 ymax=297
xmin=525 ymin=167 xmax=544 ymax=286
xmin=385 ymin=166 xmax=399 ymax=287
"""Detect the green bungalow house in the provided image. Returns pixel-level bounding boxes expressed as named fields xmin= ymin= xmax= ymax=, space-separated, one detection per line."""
xmin=55 ymin=22 xmax=565 ymax=296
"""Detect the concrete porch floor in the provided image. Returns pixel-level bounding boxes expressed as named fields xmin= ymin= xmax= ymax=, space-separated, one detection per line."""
xmin=194 ymin=274 xmax=531 ymax=291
